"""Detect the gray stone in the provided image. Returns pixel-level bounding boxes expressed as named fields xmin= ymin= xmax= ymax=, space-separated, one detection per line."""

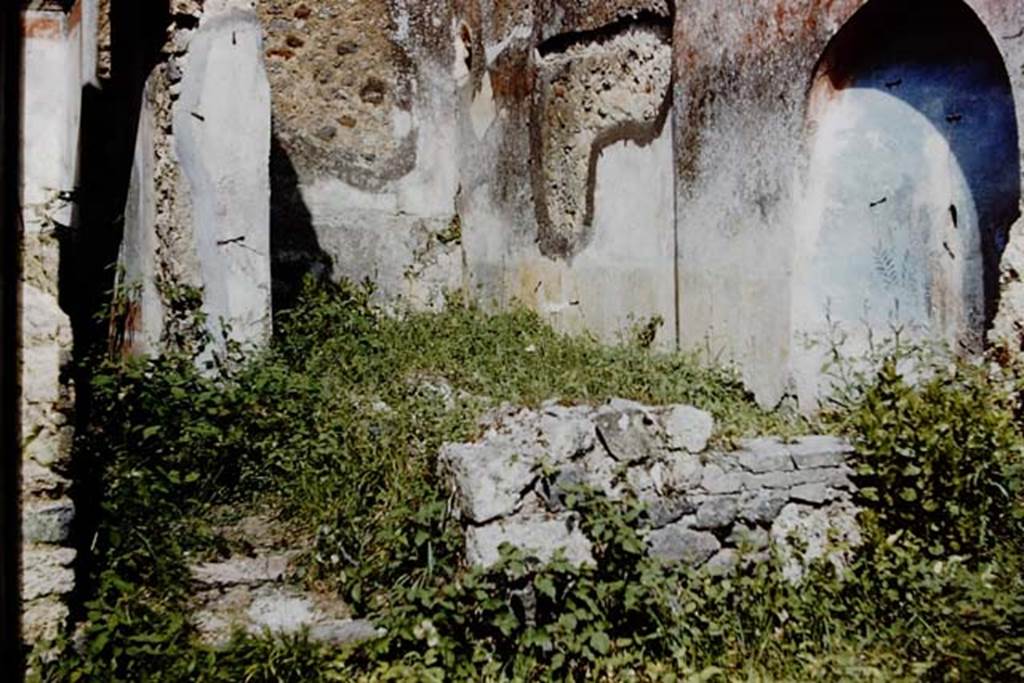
xmin=194 ymin=582 xmax=375 ymax=647
xmin=21 ymin=597 xmax=68 ymax=645
xmin=789 ymin=436 xmax=852 ymax=469
xmin=21 ymin=343 xmax=63 ymax=408
xmin=771 ymin=502 xmax=862 ymax=582
xmin=465 ymin=515 xmax=594 ymax=568
xmin=749 ymin=467 xmax=852 ymax=491
xmin=625 ymin=465 xmax=658 ymax=498
xmin=665 ymin=452 xmax=704 ymax=490
xmin=22 ymin=498 xmax=74 ymax=544
xmin=21 ymin=284 xmax=71 ymax=347
xmin=736 ymin=438 xmax=795 ymax=473
xmin=647 ymin=520 xmax=720 ymax=566
xmin=246 ymin=589 xmax=320 ymax=634
xmin=660 ymin=405 xmax=714 ymax=453
xmin=646 ymin=496 xmax=695 ymax=529
xmin=745 ymin=470 xmax=796 ymax=489
xmin=605 ymin=398 xmax=649 ymax=412
xmin=726 ymin=523 xmax=770 ymax=551
xmin=647 ymin=460 xmax=669 ymax=495
xmin=701 ymin=463 xmax=747 ymax=494
xmin=595 ymin=404 xmax=661 ymax=463
xmin=190 ymin=552 xmax=296 ymax=587
xmin=825 ymin=466 xmax=856 ymax=490
xmin=441 ymin=441 xmax=538 ymax=524
xmin=694 ymin=496 xmax=738 ymax=529
xmin=22 ymin=545 xmax=76 ymax=601
xmin=22 ymin=461 xmax=69 ymax=497
xmin=739 ymin=437 xmax=789 ymax=459
xmin=577 ymin=447 xmax=625 ymax=500
xmin=789 ymin=483 xmax=831 ymax=505
xmin=538 ymin=409 xmax=596 ymax=463
xmin=738 ymin=491 xmax=787 ymax=524
xmin=705 ymin=549 xmax=740 ymax=576
xmin=442 ymin=404 xmax=863 ymax=577
xmin=539 ymin=465 xmax=586 ymax=512
xmin=23 ymin=424 xmax=73 ymax=469
xmin=309 ymin=619 xmax=385 ymax=645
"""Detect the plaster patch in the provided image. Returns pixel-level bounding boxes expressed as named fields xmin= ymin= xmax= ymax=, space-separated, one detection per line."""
xmin=470 ymin=73 xmax=497 ymax=139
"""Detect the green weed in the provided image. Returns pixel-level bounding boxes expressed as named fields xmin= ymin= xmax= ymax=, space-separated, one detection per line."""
xmin=33 ymin=281 xmax=1024 ymax=682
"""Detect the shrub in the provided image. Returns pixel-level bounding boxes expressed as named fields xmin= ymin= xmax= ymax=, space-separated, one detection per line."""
xmin=839 ymin=357 xmax=1024 ymax=558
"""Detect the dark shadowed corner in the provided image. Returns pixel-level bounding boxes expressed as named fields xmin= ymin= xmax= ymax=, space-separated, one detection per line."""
xmin=270 ymin=132 xmax=333 ymax=318
xmin=62 ymin=0 xmax=170 ymax=624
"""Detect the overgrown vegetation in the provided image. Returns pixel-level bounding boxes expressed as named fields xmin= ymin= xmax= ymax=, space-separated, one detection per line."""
xmin=34 ymin=282 xmax=1024 ymax=681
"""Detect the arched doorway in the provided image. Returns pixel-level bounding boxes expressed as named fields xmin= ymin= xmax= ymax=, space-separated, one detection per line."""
xmin=793 ymin=0 xmax=1019 ymax=399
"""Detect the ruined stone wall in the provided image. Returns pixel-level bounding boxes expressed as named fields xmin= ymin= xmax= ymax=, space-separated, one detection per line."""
xmin=13 ymin=0 xmax=1024 ymax=653
xmin=258 ymin=0 xmax=461 ymax=311
xmin=442 ymin=401 xmax=860 ymax=580
xmin=456 ymin=0 xmax=677 ymax=347
xmin=17 ymin=0 xmax=274 ymax=648
xmin=254 ymin=0 xmax=1024 ymax=402
xmin=19 ymin=0 xmax=92 ymax=645
xmin=258 ymin=0 xmax=678 ymax=343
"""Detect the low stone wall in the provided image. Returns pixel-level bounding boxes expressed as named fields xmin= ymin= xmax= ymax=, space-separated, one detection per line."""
xmin=441 ymin=400 xmax=860 ymax=579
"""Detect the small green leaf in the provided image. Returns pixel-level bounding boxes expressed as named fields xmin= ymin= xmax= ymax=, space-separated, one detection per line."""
xmin=589 ymin=631 xmax=610 ymax=655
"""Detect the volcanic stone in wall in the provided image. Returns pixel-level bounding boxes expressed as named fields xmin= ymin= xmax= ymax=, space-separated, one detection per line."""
xmin=532 ymin=20 xmax=672 ymax=257
xmin=441 ymin=400 xmax=860 ymax=579
xmin=258 ymin=0 xmax=420 ymax=192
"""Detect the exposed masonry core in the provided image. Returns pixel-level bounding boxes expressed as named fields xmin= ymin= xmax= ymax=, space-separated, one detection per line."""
xmin=20 ymin=1 xmax=87 ymax=644
xmin=258 ymin=0 xmax=418 ymax=193
xmin=532 ymin=19 xmax=672 ymax=258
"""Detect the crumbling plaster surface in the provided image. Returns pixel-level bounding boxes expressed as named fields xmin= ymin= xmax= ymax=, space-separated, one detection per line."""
xmin=255 ymin=0 xmax=677 ymax=336
xmin=673 ymin=0 xmax=1024 ymax=406
xmin=120 ymin=1 xmax=273 ymax=354
xmin=120 ymin=87 xmax=168 ymax=355
xmin=532 ymin=23 xmax=671 ymax=257
xmin=456 ymin=0 xmax=677 ymax=347
xmin=253 ymin=0 xmax=1024 ymax=398
xmin=259 ymin=0 xmax=462 ymax=310
xmin=792 ymin=2 xmax=1019 ymax=403
xmin=119 ymin=4 xmax=204 ymax=357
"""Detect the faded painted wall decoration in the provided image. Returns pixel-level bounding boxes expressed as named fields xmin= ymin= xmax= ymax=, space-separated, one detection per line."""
xmin=794 ymin=0 xmax=1019 ymax=401
xmin=793 ymin=0 xmax=1020 ymax=401
xmin=456 ymin=0 xmax=678 ymax=348
xmin=674 ymin=0 xmax=1024 ymax=406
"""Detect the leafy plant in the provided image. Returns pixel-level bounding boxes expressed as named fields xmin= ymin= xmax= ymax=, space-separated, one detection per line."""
xmin=837 ymin=357 xmax=1024 ymax=558
xmin=33 ymin=280 xmax=1024 ymax=682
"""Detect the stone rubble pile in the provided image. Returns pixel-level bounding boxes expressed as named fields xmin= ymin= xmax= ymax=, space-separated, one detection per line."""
xmin=441 ymin=399 xmax=861 ymax=579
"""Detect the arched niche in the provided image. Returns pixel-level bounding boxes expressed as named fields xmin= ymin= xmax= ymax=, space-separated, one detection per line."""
xmin=793 ymin=0 xmax=1020 ymax=399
